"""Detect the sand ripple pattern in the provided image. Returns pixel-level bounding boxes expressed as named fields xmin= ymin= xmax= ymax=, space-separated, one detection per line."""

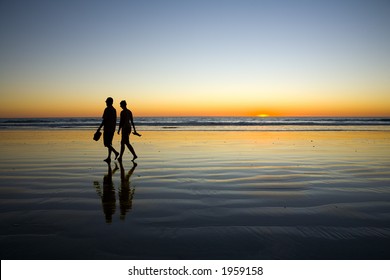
xmin=0 ymin=130 xmax=389 ymax=259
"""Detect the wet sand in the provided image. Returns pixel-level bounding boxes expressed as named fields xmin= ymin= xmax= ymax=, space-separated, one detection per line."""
xmin=0 ymin=130 xmax=390 ymax=259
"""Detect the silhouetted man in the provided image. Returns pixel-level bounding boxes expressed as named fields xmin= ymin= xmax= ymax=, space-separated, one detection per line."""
xmin=94 ymin=162 xmax=119 ymax=223
xmin=97 ymin=97 xmax=119 ymax=162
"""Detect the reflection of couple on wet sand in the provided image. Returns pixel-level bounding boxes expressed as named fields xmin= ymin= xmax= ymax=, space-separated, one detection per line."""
xmin=94 ymin=161 xmax=137 ymax=223
xmin=96 ymin=97 xmax=140 ymax=163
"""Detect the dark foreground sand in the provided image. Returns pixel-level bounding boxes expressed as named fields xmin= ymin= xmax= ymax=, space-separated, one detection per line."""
xmin=0 ymin=130 xmax=390 ymax=259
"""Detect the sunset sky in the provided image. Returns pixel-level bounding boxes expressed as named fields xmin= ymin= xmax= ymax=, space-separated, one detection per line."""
xmin=1 ymin=0 xmax=389 ymax=118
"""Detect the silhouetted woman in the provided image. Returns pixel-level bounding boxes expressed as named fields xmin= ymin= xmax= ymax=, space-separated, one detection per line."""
xmin=118 ymin=161 xmax=137 ymax=220
xmin=117 ymin=100 xmax=138 ymax=161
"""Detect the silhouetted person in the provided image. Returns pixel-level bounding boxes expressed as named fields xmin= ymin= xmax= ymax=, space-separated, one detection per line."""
xmin=117 ymin=100 xmax=138 ymax=161
xmin=97 ymin=97 xmax=119 ymax=162
xmin=118 ymin=161 xmax=137 ymax=220
xmin=94 ymin=162 xmax=119 ymax=223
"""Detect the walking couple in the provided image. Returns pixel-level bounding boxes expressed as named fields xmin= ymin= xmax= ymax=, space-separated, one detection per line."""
xmin=97 ymin=97 xmax=140 ymax=163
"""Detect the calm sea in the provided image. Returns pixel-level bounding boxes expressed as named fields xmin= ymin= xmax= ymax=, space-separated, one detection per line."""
xmin=0 ymin=116 xmax=390 ymax=131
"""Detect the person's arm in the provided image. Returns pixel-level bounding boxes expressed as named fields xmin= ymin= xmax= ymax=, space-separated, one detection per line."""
xmin=97 ymin=118 xmax=104 ymax=131
xmin=129 ymin=111 xmax=137 ymax=133
xmin=98 ymin=109 xmax=106 ymax=131
xmin=130 ymin=111 xmax=141 ymax=136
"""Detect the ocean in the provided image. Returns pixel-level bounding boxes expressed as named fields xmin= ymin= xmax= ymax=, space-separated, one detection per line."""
xmin=1 ymin=116 xmax=390 ymax=131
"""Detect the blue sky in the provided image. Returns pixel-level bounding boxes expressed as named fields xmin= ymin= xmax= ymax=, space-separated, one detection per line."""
xmin=1 ymin=0 xmax=389 ymax=117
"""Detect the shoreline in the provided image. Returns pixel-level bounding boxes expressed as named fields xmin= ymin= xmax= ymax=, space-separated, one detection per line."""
xmin=0 ymin=116 xmax=389 ymax=132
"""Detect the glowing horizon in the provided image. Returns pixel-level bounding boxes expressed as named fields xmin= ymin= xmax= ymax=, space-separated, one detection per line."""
xmin=1 ymin=91 xmax=390 ymax=119
xmin=1 ymin=1 xmax=389 ymax=119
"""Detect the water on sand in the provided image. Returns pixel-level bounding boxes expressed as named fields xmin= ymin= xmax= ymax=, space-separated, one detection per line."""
xmin=0 ymin=130 xmax=390 ymax=259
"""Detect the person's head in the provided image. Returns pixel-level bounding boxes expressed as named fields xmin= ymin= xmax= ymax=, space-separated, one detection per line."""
xmin=105 ymin=97 xmax=114 ymax=106
xmin=120 ymin=100 xmax=127 ymax=108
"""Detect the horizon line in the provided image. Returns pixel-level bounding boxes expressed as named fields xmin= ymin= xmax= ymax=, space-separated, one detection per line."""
xmin=1 ymin=115 xmax=390 ymax=119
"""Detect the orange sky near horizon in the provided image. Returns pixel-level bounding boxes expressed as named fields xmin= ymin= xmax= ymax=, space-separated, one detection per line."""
xmin=1 ymin=87 xmax=389 ymax=118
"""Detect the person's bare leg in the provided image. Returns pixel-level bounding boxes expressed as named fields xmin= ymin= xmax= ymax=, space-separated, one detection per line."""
xmin=104 ymin=148 xmax=112 ymax=163
xmin=126 ymin=143 xmax=137 ymax=161
xmin=118 ymin=143 xmax=125 ymax=162
xmin=110 ymin=145 xmax=119 ymax=160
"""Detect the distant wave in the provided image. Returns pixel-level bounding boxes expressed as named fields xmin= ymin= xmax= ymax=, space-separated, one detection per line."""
xmin=0 ymin=117 xmax=389 ymax=131
xmin=0 ymin=118 xmax=98 ymax=129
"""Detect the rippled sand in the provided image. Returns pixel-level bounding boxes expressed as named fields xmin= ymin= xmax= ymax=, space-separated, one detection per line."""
xmin=0 ymin=130 xmax=390 ymax=259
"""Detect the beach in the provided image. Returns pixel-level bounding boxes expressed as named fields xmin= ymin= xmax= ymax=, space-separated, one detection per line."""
xmin=1 ymin=129 xmax=390 ymax=259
